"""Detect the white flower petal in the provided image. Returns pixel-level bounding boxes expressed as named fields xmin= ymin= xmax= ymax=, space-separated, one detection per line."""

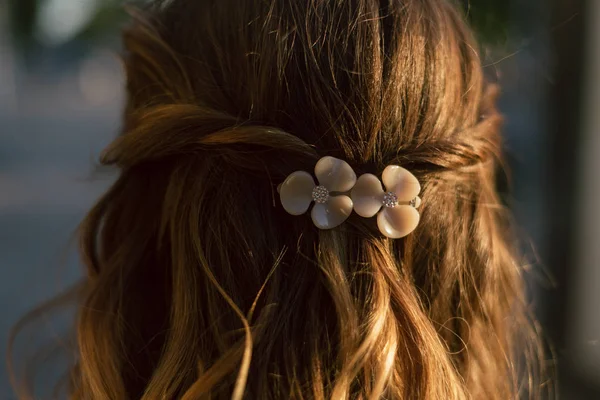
xmin=351 ymin=173 xmax=384 ymax=218
xmin=314 ymin=156 xmax=357 ymax=193
xmin=381 ymin=165 xmax=421 ymax=202
xmin=311 ymin=195 xmax=353 ymax=229
xmin=280 ymin=171 xmax=315 ymax=216
xmin=376 ymin=206 xmax=420 ymax=239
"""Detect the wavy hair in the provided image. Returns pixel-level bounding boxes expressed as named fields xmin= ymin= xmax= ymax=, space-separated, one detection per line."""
xmin=10 ymin=0 xmax=549 ymax=398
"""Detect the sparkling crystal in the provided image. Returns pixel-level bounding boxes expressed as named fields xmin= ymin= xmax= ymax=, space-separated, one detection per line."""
xmin=382 ymin=191 xmax=398 ymax=208
xmin=312 ymin=185 xmax=330 ymax=204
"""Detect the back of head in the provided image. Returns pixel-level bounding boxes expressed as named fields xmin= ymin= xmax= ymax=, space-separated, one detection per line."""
xmin=75 ymin=0 xmax=545 ymax=398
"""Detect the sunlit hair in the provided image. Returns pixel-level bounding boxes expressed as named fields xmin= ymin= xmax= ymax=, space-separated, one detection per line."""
xmin=10 ymin=0 xmax=550 ymax=398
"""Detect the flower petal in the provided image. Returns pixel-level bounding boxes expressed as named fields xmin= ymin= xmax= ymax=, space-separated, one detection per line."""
xmin=280 ymin=171 xmax=315 ymax=215
xmin=381 ymin=165 xmax=421 ymax=202
xmin=311 ymin=195 xmax=353 ymax=229
xmin=351 ymin=173 xmax=384 ymax=218
xmin=314 ymin=156 xmax=357 ymax=192
xmin=376 ymin=206 xmax=420 ymax=239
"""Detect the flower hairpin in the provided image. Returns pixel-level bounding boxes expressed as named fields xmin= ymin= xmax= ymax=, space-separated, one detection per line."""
xmin=279 ymin=156 xmax=357 ymax=229
xmin=351 ymin=166 xmax=421 ymax=238
xmin=279 ymin=157 xmax=422 ymax=238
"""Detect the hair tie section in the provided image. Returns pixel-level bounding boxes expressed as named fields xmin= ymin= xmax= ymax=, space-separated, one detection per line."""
xmin=279 ymin=157 xmax=422 ymax=238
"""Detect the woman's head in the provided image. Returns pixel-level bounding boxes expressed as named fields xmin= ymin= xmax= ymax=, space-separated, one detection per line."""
xmin=69 ymin=0 xmax=545 ymax=398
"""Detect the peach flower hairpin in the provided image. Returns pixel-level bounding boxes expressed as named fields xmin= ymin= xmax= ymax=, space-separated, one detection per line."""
xmin=351 ymin=166 xmax=421 ymax=239
xmin=279 ymin=157 xmax=357 ymax=230
xmin=279 ymin=157 xmax=421 ymax=238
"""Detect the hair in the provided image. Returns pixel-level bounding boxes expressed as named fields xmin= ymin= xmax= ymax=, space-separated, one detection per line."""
xmin=10 ymin=0 xmax=550 ymax=399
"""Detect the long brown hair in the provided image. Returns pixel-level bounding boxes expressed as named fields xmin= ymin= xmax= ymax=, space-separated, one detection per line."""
xmin=11 ymin=0 xmax=549 ymax=398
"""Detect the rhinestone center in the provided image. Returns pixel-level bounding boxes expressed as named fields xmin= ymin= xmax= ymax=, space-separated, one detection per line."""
xmin=382 ymin=191 xmax=398 ymax=208
xmin=312 ymin=185 xmax=330 ymax=204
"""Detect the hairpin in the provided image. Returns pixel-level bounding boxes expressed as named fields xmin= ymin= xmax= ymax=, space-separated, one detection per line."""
xmin=279 ymin=156 xmax=357 ymax=229
xmin=351 ymin=166 xmax=421 ymax=238
xmin=279 ymin=157 xmax=421 ymax=238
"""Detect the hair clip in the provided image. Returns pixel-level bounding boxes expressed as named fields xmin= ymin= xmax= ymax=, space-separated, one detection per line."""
xmin=279 ymin=156 xmax=357 ymax=229
xmin=279 ymin=158 xmax=421 ymax=238
xmin=351 ymin=166 xmax=421 ymax=239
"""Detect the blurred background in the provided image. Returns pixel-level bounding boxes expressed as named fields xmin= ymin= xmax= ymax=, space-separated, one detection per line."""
xmin=0 ymin=0 xmax=598 ymax=398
